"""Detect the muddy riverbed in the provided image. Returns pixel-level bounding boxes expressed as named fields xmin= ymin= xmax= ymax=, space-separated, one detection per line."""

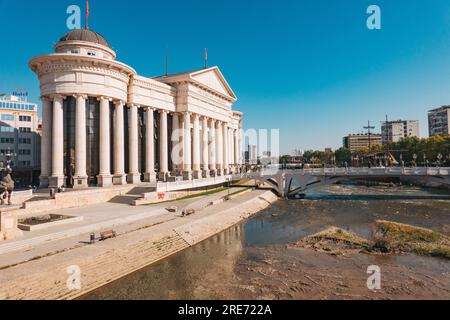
xmin=82 ymin=185 xmax=450 ymax=300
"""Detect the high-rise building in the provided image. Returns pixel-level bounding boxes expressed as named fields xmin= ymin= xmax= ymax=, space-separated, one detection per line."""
xmin=0 ymin=95 xmax=40 ymax=171
xmin=245 ymin=145 xmax=257 ymax=164
xmin=381 ymin=120 xmax=420 ymax=145
xmin=343 ymin=134 xmax=382 ymax=153
xmin=428 ymin=106 xmax=450 ymax=136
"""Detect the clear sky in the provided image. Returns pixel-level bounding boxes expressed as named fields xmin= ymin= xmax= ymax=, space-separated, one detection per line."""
xmin=1 ymin=0 xmax=450 ymax=154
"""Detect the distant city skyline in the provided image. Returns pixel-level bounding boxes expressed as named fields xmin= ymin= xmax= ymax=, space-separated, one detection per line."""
xmin=2 ymin=0 xmax=450 ymax=153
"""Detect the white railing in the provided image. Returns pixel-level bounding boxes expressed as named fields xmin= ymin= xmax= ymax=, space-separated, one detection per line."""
xmin=156 ymin=175 xmax=233 ymax=193
xmin=253 ymin=167 xmax=450 ymax=177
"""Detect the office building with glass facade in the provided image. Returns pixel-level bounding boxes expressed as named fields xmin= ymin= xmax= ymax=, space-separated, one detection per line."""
xmin=0 ymin=95 xmax=40 ymax=171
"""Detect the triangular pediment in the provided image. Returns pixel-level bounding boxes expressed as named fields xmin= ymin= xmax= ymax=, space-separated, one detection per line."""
xmin=190 ymin=67 xmax=236 ymax=100
xmin=153 ymin=66 xmax=237 ymax=101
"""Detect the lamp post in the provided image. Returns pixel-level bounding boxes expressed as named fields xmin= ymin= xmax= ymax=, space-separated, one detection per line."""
xmin=437 ymin=153 xmax=443 ymax=168
xmin=0 ymin=148 xmax=17 ymax=169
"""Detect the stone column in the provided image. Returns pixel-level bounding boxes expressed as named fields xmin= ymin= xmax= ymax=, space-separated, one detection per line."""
xmin=216 ymin=121 xmax=223 ymax=176
xmin=234 ymin=129 xmax=239 ymax=173
xmin=223 ymin=123 xmax=229 ymax=175
xmin=127 ymin=104 xmax=140 ymax=184
xmin=144 ymin=108 xmax=156 ymax=183
xmin=229 ymin=128 xmax=234 ymax=172
xmin=159 ymin=110 xmax=169 ymax=181
xmin=171 ymin=113 xmax=180 ymax=176
xmin=40 ymin=96 xmax=52 ymax=188
xmin=209 ymin=119 xmax=216 ymax=177
xmin=202 ymin=117 xmax=209 ymax=178
xmin=49 ymin=95 xmax=64 ymax=188
xmin=183 ymin=112 xmax=192 ymax=180
xmin=73 ymin=95 xmax=88 ymax=188
xmin=97 ymin=97 xmax=112 ymax=187
xmin=239 ymin=126 xmax=243 ymax=166
xmin=192 ymin=114 xmax=201 ymax=179
xmin=113 ymin=101 xmax=126 ymax=185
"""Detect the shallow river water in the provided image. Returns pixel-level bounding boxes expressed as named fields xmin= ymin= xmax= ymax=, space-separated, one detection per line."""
xmin=82 ymin=185 xmax=450 ymax=300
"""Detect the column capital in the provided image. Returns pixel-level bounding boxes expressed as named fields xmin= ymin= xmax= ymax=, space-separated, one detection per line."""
xmin=192 ymin=113 xmax=200 ymax=120
xmin=144 ymin=106 xmax=156 ymax=112
xmin=40 ymin=95 xmax=52 ymax=103
xmin=158 ymin=109 xmax=168 ymax=114
xmin=113 ymin=99 xmax=125 ymax=107
xmin=73 ymin=94 xmax=88 ymax=100
xmin=49 ymin=94 xmax=65 ymax=101
xmin=97 ymin=96 xmax=113 ymax=102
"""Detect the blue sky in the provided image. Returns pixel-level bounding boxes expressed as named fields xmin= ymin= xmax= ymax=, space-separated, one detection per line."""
xmin=1 ymin=0 xmax=450 ymax=153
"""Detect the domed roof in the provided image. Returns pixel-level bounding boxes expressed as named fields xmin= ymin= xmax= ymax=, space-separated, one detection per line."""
xmin=58 ymin=29 xmax=110 ymax=48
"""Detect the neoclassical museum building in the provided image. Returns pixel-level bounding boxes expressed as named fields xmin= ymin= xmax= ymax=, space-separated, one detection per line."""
xmin=29 ymin=29 xmax=243 ymax=189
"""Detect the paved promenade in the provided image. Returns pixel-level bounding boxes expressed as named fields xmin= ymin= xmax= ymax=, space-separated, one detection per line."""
xmin=0 ymin=189 xmax=277 ymax=300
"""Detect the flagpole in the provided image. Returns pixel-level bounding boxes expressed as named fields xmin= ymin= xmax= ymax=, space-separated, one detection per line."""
xmin=86 ymin=0 xmax=90 ymax=30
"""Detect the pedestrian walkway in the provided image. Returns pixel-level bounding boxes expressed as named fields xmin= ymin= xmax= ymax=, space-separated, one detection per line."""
xmin=0 ymin=187 xmax=247 ymax=268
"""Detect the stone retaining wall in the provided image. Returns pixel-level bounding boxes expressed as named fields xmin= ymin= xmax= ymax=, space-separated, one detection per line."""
xmin=0 ymin=190 xmax=277 ymax=300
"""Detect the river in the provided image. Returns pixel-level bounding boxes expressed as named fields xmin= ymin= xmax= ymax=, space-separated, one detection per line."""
xmin=81 ymin=185 xmax=450 ymax=300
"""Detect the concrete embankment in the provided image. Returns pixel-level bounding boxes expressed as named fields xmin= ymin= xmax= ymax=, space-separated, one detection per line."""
xmin=0 ymin=190 xmax=277 ymax=300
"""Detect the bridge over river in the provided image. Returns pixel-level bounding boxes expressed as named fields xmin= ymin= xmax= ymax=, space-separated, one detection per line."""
xmin=238 ymin=167 xmax=450 ymax=198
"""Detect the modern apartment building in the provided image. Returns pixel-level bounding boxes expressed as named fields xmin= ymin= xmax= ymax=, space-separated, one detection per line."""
xmin=428 ymin=106 xmax=450 ymax=136
xmin=343 ymin=134 xmax=383 ymax=153
xmin=381 ymin=120 xmax=420 ymax=145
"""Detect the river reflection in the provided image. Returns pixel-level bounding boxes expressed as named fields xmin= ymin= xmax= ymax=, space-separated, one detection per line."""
xmin=82 ymin=185 xmax=450 ymax=300
xmin=81 ymin=225 xmax=246 ymax=300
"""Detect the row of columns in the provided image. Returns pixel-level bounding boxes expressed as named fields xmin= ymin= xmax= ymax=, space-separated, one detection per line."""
xmin=40 ymin=95 xmax=243 ymax=189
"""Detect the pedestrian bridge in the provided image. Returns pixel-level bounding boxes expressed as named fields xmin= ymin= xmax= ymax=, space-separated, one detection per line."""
xmin=239 ymin=167 xmax=450 ymax=198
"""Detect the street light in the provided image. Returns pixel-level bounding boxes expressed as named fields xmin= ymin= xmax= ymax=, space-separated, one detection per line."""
xmin=0 ymin=148 xmax=17 ymax=169
xmin=437 ymin=153 xmax=443 ymax=168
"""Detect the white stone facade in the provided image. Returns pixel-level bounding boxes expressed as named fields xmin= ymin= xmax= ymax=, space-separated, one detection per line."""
xmin=29 ymin=29 xmax=243 ymax=189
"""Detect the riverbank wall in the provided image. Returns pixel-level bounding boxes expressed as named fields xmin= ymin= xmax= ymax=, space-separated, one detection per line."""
xmin=0 ymin=190 xmax=278 ymax=300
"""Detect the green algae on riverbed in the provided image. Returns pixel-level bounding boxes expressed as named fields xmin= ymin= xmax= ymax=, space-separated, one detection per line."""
xmin=293 ymin=221 xmax=450 ymax=260
xmin=375 ymin=220 xmax=450 ymax=259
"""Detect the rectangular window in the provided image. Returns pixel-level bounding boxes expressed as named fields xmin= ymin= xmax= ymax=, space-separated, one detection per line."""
xmin=19 ymin=127 xmax=32 ymax=133
xmin=1 ymin=114 xmax=14 ymax=121
xmin=19 ymin=115 xmax=31 ymax=122
xmin=0 ymin=138 xmax=14 ymax=144
xmin=19 ymin=138 xmax=31 ymax=144
xmin=19 ymin=149 xmax=31 ymax=155
xmin=0 ymin=126 xmax=15 ymax=133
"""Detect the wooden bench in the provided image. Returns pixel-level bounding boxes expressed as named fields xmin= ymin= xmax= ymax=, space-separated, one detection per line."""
xmin=99 ymin=230 xmax=117 ymax=241
xmin=181 ymin=209 xmax=195 ymax=217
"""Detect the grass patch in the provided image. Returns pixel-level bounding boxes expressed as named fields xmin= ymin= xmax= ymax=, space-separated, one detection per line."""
xmin=176 ymin=187 xmax=228 ymax=201
xmin=294 ymin=222 xmax=450 ymax=260
xmin=307 ymin=227 xmax=372 ymax=248
xmin=145 ymin=186 xmax=251 ymax=206
xmin=375 ymin=220 xmax=450 ymax=259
